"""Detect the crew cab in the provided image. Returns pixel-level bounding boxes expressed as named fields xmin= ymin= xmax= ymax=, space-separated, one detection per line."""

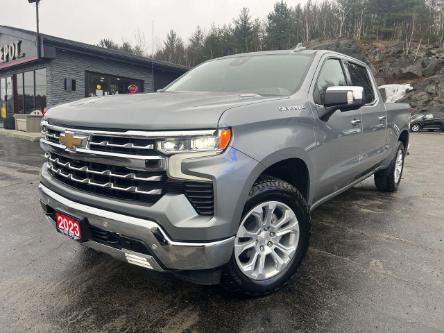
xmin=39 ymin=48 xmax=411 ymax=296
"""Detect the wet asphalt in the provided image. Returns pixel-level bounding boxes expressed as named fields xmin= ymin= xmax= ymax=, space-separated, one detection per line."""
xmin=0 ymin=133 xmax=443 ymax=333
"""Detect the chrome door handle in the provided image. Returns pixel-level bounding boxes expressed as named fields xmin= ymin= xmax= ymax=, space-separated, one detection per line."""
xmin=351 ymin=119 xmax=361 ymax=126
xmin=378 ymin=116 xmax=387 ymax=121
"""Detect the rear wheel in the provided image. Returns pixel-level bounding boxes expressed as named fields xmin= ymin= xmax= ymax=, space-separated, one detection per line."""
xmin=221 ymin=176 xmax=310 ymax=297
xmin=374 ymin=142 xmax=405 ymax=192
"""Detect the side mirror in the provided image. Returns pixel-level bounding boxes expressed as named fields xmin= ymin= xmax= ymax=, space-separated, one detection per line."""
xmin=324 ymin=86 xmax=365 ymax=110
xmin=318 ymin=86 xmax=365 ymax=120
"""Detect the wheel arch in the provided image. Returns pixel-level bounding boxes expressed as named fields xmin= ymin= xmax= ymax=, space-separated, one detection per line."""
xmin=399 ymin=130 xmax=409 ymax=149
xmin=252 ymin=148 xmax=313 ymax=203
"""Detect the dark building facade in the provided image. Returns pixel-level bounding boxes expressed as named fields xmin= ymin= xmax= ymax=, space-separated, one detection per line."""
xmin=0 ymin=26 xmax=187 ymax=127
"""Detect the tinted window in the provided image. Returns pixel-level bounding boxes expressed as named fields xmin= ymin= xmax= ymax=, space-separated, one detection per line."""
xmin=35 ymin=68 xmax=47 ymax=112
xmin=85 ymin=72 xmax=144 ymax=97
xmin=346 ymin=62 xmax=375 ymax=104
xmin=24 ymin=71 xmax=34 ymax=113
xmin=166 ymin=54 xmax=313 ymax=97
xmin=314 ymin=59 xmax=347 ymax=105
xmin=16 ymin=73 xmax=24 ymax=113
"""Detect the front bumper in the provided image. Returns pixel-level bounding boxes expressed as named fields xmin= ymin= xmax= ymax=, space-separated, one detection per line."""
xmin=39 ymin=184 xmax=234 ymax=272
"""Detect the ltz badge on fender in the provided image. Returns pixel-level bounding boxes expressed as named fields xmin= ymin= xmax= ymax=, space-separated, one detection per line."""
xmin=278 ymin=105 xmax=305 ymax=112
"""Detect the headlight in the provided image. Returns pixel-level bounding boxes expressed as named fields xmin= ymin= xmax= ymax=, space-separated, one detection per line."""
xmin=157 ymin=128 xmax=231 ymax=155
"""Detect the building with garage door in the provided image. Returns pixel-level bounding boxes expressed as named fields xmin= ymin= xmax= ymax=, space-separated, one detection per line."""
xmin=0 ymin=25 xmax=187 ymax=129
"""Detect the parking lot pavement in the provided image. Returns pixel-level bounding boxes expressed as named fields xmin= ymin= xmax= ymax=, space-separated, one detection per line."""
xmin=0 ymin=133 xmax=443 ymax=333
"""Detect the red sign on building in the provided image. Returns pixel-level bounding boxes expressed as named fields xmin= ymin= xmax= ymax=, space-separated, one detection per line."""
xmin=128 ymin=84 xmax=139 ymax=94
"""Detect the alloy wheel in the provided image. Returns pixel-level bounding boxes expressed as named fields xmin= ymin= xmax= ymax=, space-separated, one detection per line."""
xmin=234 ymin=201 xmax=300 ymax=281
xmin=394 ymin=148 xmax=404 ymax=184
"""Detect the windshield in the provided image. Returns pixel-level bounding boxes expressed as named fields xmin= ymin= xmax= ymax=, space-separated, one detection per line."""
xmin=165 ymin=54 xmax=313 ymax=96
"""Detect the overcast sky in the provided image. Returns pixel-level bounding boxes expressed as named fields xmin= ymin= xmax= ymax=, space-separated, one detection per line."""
xmin=1 ymin=0 xmax=308 ymax=53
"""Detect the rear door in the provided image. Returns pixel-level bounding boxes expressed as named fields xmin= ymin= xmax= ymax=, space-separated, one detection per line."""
xmin=310 ymin=58 xmax=364 ymax=202
xmin=345 ymin=61 xmax=387 ymax=173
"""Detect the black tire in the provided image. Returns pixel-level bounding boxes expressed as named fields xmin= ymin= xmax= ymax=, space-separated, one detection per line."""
xmin=221 ymin=176 xmax=311 ymax=297
xmin=374 ymin=142 xmax=405 ymax=192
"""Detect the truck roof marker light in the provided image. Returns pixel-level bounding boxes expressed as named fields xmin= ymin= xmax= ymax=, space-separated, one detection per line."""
xmin=218 ymin=128 xmax=232 ymax=151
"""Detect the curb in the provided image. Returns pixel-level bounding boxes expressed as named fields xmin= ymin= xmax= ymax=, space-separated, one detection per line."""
xmin=0 ymin=128 xmax=41 ymax=142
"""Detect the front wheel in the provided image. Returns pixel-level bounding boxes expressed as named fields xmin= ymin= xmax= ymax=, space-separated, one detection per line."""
xmin=374 ymin=142 xmax=406 ymax=192
xmin=221 ymin=176 xmax=311 ymax=297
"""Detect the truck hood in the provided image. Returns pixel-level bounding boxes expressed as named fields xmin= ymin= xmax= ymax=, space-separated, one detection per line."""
xmin=46 ymin=91 xmax=282 ymax=130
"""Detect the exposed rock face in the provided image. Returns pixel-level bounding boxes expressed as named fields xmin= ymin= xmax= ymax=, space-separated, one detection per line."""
xmin=400 ymin=75 xmax=444 ymax=113
xmin=310 ymin=39 xmax=370 ymax=63
xmin=423 ymin=59 xmax=443 ymax=77
xmin=400 ymin=64 xmax=423 ymax=79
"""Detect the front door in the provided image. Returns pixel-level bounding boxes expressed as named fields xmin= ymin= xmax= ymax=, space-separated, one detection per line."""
xmin=345 ymin=61 xmax=387 ymax=173
xmin=310 ymin=58 xmax=364 ymax=202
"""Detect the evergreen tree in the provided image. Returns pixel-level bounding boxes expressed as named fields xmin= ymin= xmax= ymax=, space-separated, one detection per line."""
xmin=232 ymin=8 xmax=256 ymax=53
xmin=97 ymin=39 xmax=120 ymax=50
xmin=265 ymin=1 xmax=293 ymax=49
xmin=101 ymin=0 xmax=444 ymax=67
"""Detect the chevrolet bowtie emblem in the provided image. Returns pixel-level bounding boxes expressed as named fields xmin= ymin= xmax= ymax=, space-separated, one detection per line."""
xmin=60 ymin=132 xmax=83 ymax=149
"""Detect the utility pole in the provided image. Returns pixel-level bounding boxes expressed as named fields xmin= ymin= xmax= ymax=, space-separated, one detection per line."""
xmin=28 ymin=0 xmax=41 ymax=58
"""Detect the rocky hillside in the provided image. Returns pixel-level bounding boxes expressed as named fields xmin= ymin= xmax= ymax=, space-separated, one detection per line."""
xmin=309 ymin=39 xmax=444 ymax=113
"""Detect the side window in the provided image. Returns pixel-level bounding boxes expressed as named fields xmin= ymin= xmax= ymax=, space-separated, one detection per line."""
xmin=314 ymin=59 xmax=347 ymax=105
xmin=346 ymin=62 xmax=375 ymax=104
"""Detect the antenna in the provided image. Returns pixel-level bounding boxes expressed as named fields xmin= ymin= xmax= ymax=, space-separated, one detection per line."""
xmin=292 ymin=43 xmax=306 ymax=52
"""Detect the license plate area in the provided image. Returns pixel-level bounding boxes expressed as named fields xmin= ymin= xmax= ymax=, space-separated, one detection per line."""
xmin=55 ymin=211 xmax=83 ymax=241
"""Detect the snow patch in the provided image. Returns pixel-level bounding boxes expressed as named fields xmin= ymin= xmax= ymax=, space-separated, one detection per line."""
xmin=379 ymin=84 xmax=413 ymax=103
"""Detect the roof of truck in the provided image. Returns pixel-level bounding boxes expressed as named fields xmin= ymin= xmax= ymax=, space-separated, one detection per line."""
xmin=218 ymin=48 xmax=368 ymax=67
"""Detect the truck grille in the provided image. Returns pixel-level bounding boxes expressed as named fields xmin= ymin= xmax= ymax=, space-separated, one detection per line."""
xmin=45 ymin=152 xmax=214 ymax=215
xmin=42 ymin=125 xmax=157 ymax=156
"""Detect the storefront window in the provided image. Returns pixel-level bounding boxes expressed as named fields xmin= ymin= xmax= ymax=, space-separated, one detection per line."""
xmin=35 ymin=68 xmax=47 ymax=111
xmin=16 ymin=73 xmax=24 ymax=113
xmin=85 ymin=72 xmax=144 ymax=97
xmin=24 ymin=71 xmax=34 ymax=113
xmin=5 ymin=76 xmax=13 ymax=116
xmin=0 ymin=78 xmax=6 ymax=120
xmin=0 ymin=68 xmax=47 ymax=120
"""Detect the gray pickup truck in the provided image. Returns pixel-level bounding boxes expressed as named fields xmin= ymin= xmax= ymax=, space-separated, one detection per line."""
xmin=39 ymin=48 xmax=410 ymax=296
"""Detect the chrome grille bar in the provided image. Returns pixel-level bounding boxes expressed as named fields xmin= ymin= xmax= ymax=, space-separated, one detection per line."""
xmin=49 ymin=164 xmax=162 ymax=195
xmin=41 ymin=121 xmax=165 ymax=161
xmin=45 ymin=132 xmax=60 ymax=140
xmin=89 ymin=141 xmax=155 ymax=150
xmin=41 ymin=138 xmax=164 ymax=161
xmin=48 ymin=155 xmax=162 ymax=181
